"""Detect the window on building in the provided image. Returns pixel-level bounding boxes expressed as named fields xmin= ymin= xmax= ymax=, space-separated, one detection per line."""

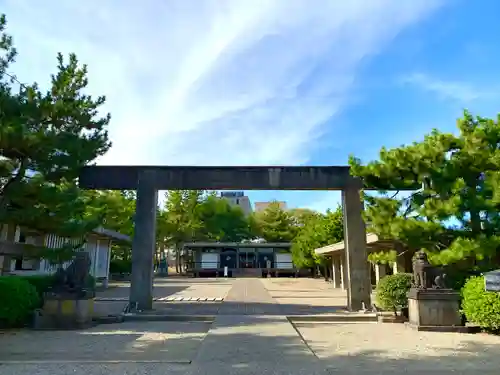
xmin=18 ymin=230 xmax=26 ymax=243
xmin=14 ymin=230 xmax=37 ymax=270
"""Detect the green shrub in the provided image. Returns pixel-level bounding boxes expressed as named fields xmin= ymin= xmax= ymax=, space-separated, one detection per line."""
xmin=109 ymin=259 xmax=132 ymax=274
xmin=375 ymin=273 xmax=412 ymax=315
xmin=9 ymin=273 xmax=95 ymax=301
xmin=86 ymin=275 xmax=96 ymax=290
xmin=442 ymin=265 xmax=485 ymax=291
xmin=0 ymin=277 xmax=40 ymax=327
xmin=16 ymin=275 xmax=55 ymax=300
xmin=462 ymin=276 xmax=500 ymax=332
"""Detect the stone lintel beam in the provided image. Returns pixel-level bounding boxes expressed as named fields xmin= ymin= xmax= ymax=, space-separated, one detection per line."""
xmin=79 ymin=166 xmax=361 ymax=191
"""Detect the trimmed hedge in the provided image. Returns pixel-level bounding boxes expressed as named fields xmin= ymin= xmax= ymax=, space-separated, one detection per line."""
xmin=0 ymin=277 xmax=40 ymax=327
xmin=462 ymin=275 xmax=500 ymax=332
xmin=7 ymin=273 xmax=96 ymax=299
xmin=17 ymin=275 xmax=56 ymax=300
xmin=375 ymin=273 xmax=413 ymax=315
xmin=109 ymin=259 xmax=132 ymax=274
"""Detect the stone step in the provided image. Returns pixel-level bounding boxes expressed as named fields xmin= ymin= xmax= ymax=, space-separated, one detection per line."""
xmin=95 ymin=296 xmax=225 ymax=302
xmin=122 ymin=313 xmax=215 ymax=322
xmin=287 ymin=312 xmax=378 ymax=323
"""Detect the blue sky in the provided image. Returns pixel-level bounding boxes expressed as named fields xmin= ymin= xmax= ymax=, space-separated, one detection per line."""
xmin=2 ymin=0 xmax=500 ymax=212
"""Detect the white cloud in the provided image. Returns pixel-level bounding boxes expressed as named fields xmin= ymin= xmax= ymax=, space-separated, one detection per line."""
xmin=2 ymin=0 xmax=443 ymax=168
xmin=304 ymin=192 xmax=342 ymax=214
xmin=400 ymin=73 xmax=498 ymax=103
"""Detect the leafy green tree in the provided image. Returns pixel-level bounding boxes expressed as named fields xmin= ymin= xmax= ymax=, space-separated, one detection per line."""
xmin=161 ymin=190 xmax=204 ymax=272
xmin=252 ymin=201 xmax=296 ymax=242
xmin=196 ymin=196 xmax=252 ymax=242
xmin=349 ymin=110 xmax=500 ymax=272
xmin=291 ymin=206 xmax=344 ymax=268
xmin=288 ymin=208 xmax=320 ymax=228
xmin=84 ymin=190 xmax=136 ymax=262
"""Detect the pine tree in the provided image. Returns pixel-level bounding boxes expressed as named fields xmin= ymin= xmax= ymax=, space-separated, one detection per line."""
xmin=0 ymin=14 xmax=111 ymax=262
xmin=349 ymin=110 xmax=500 ymax=271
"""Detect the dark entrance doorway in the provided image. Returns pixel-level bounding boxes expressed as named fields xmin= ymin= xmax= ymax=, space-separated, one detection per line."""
xmin=239 ymin=251 xmax=256 ymax=268
xmin=220 ymin=248 xmax=237 ymax=269
xmin=79 ymin=165 xmax=387 ymax=311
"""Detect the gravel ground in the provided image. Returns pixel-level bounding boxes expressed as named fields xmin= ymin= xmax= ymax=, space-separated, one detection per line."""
xmin=0 ymin=321 xmax=211 ymax=363
xmin=297 ymin=322 xmax=500 ymax=373
xmin=0 ymin=363 xmax=190 ymax=375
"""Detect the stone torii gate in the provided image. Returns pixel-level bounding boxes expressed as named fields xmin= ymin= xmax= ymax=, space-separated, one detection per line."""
xmin=79 ymin=166 xmax=371 ymax=311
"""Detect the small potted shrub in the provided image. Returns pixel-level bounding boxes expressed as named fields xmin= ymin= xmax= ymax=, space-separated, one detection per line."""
xmin=375 ymin=273 xmax=412 ymax=323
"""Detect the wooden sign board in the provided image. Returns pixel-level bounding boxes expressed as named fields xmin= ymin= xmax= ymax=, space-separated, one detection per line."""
xmin=484 ymin=270 xmax=500 ymax=292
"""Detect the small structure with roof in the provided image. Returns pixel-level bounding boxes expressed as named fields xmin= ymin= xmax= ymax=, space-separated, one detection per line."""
xmin=0 ymin=224 xmax=131 ymax=287
xmin=314 ymin=233 xmax=411 ymax=289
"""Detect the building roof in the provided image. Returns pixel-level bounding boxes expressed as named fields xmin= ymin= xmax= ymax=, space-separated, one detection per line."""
xmin=183 ymin=241 xmax=291 ymax=248
xmin=0 ymin=226 xmax=131 ymax=255
xmin=91 ymin=227 xmax=131 ymax=242
xmin=314 ymin=233 xmax=394 ymax=255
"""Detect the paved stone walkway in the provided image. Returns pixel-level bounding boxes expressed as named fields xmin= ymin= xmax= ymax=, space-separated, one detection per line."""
xmin=217 ymin=278 xmax=282 ymax=315
xmin=2 ymin=278 xmax=500 ymax=375
xmin=186 ymin=279 xmax=326 ymax=375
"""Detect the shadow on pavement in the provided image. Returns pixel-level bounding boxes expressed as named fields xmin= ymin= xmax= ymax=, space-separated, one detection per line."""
xmin=321 ymin=341 xmax=500 ymax=374
xmin=96 ymin=285 xmax=190 ymax=299
xmin=150 ymin=301 xmax=346 ymax=315
xmin=0 ymin=321 xmax=212 ymax=363
xmin=2 ymin=317 xmax=500 ymax=374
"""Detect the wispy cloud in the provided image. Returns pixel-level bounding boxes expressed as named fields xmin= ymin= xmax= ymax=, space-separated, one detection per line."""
xmin=400 ymin=73 xmax=498 ymax=103
xmin=2 ymin=0 xmax=443 ymax=167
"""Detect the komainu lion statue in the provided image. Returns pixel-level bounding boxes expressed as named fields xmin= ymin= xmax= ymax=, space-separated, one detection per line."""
xmin=412 ymin=251 xmax=448 ymax=289
xmin=52 ymin=252 xmax=92 ymax=295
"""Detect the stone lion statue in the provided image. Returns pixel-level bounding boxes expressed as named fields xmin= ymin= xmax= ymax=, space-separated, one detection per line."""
xmin=412 ymin=251 xmax=447 ymax=289
xmin=53 ymin=252 xmax=92 ymax=294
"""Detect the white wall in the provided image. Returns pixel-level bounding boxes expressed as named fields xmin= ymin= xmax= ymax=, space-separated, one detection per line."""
xmin=93 ymin=238 xmax=111 ymax=279
xmin=275 ymin=253 xmax=293 ymax=269
xmin=12 ymin=233 xmax=112 ymax=281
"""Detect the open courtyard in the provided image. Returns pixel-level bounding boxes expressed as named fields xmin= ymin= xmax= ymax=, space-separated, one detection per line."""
xmin=1 ymin=277 xmax=499 ymax=375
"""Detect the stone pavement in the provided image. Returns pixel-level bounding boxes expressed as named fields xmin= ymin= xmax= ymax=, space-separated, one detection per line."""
xmin=1 ymin=277 xmax=500 ymax=375
xmin=185 ymin=278 xmax=327 ymax=375
xmin=0 ymin=321 xmax=210 ymax=363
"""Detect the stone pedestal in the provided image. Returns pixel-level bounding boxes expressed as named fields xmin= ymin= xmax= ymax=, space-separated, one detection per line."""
xmin=34 ymin=292 xmax=95 ymax=330
xmin=407 ymin=288 xmax=463 ymax=332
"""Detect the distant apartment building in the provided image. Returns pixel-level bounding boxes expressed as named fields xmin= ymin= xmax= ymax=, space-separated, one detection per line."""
xmin=220 ymin=191 xmax=253 ymax=216
xmin=254 ymin=201 xmax=288 ymax=212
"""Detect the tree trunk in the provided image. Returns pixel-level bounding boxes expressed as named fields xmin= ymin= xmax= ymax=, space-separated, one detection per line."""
xmin=175 ymin=244 xmax=180 ymax=274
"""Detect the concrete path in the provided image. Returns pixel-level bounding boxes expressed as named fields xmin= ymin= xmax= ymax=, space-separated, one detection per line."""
xmin=186 ymin=278 xmax=326 ymax=375
xmin=2 ymin=277 xmax=500 ymax=375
